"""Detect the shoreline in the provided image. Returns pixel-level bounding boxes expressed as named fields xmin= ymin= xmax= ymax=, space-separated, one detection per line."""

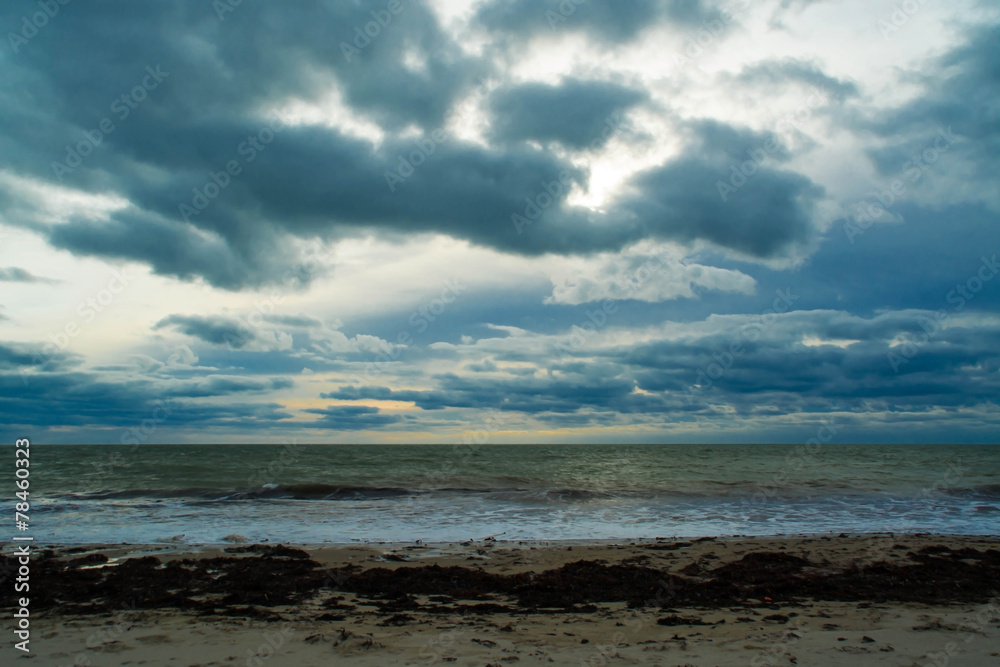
xmin=5 ymin=534 xmax=1000 ymax=665
xmin=29 ymin=528 xmax=1000 ymax=549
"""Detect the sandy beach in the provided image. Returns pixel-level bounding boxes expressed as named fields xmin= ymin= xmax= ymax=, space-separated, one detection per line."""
xmin=4 ymin=534 xmax=999 ymax=666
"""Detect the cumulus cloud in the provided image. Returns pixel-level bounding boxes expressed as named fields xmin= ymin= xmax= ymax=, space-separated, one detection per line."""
xmin=0 ymin=0 xmax=835 ymax=291
xmin=1 ymin=0 xmax=997 ymax=443
xmin=732 ymin=58 xmax=860 ymax=103
xmin=474 ymin=0 xmax=721 ymax=43
xmin=489 ymin=79 xmax=647 ymax=149
xmin=863 ymin=23 xmax=1000 ymax=211
xmin=612 ymin=121 xmax=823 ymax=258
xmin=544 ymin=243 xmax=757 ymax=305
xmin=155 ymin=315 xmax=257 ymax=349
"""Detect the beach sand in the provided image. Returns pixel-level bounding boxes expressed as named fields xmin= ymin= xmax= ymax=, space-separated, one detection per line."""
xmin=5 ymin=534 xmax=1000 ymax=666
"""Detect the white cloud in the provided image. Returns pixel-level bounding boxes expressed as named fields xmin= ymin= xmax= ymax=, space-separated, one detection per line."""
xmin=544 ymin=242 xmax=757 ymax=305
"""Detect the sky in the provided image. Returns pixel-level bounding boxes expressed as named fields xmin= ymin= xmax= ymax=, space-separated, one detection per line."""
xmin=1 ymin=0 xmax=998 ymax=444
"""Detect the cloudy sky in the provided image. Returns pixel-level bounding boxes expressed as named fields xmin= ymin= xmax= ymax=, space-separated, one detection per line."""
xmin=1 ymin=0 xmax=998 ymax=444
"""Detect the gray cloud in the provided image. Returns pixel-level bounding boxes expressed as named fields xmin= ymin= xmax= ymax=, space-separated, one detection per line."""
xmin=303 ymin=405 xmax=402 ymax=430
xmin=0 ymin=0 xmax=831 ymax=289
xmin=154 ymin=315 xmax=252 ymax=348
xmin=489 ymin=79 xmax=647 ymax=149
xmin=49 ymin=210 xmax=290 ymax=291
xmin=733 ymin=58 xmax=860 ymax=102
xmin=863 ymin=23 xmax=1000 ymax=201
xmin=264 ymin=314 xmax=324 ymax=328
xmin=319 ymin=304 xmax=1000 ymax=423
xmin=621 ymin=161 xmax=821 ymax=257
xmin=613 ymin=120 xmax=821 ymax=257
xmin=323 ymin=373 xmax=655 ymax=414
xmin=0 ymin=369 xmax=292 ymax=436
xmin=0 ymin=267 xmax=59 ymax=283
xmin=2 ymin=0 xmax=998 ymax=444
xmin=163 ymin=376 xmax=294 ymax=398
xmin=0 ymin=341 xmax=82 ymax=373
xmin=475 ymin=0 xmax=721 ymax=42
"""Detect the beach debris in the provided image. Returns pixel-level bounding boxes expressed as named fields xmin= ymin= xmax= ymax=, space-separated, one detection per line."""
xmin=5 ymin=542 xmax=1000 ymax=624
xmin=656 ymin=615 xmax=712 ymax=626
xmin=381 ymin=553 xmax=409 ymax=562
xmin=708 ymin=552 xmax=812 ymax=584
xmin=66 ymin=553 xmax=110 ymax=568
xmin=316 ymin=613 xmax=346 ymax=621
xmin=646 ymin=542 xmax=692 ymax=550
xmin=225 ymin=544 xmax=310 ymax=559
xmin=377 ymin=613 xmax=414 ymax=626
xmin=471 ymin=638 xmax=497 ymax=647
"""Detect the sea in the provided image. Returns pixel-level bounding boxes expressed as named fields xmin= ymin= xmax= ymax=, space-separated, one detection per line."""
xmin=8 ymin=444 xmax=1000 ymax=545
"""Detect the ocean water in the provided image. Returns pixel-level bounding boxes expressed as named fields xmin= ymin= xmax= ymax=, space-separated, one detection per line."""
xmin=7 ymin=444 xmax=1000 ymax=545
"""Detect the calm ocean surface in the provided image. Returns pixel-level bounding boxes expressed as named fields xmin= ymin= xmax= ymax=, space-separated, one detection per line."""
xmin=8 ymin=444 xmax=1000 ymax=544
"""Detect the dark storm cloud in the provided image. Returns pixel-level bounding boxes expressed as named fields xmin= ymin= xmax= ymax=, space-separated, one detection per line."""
xmin=1 ymin=0 xmax=480 ymax=133
xmin=489 ymin=79 xmax=647 ymax=149
xmin=154 ymin=315 xmax=252 ymax=348
xmin=621 ymin=156 xmax=821 ymax=260
xmin=474 ymin=0 xmax=721 ymax=42
xmin=733 ymin=58 xmax=860 ymax=102
xmin=163 ymin=376 xmax=293 ymax=398
xmin=686 ymin=119 xmax=794 ymax=165
xmin=37 ymin=112 xmax=624 ymax=283
xmin=0 ymin=369 xmax=292 ymax=436
xmin=0 ymin=0 xmax=831 ymax=287
xmin=303 ymin=405 xmax=402 ymax=430
xmin=1 ymin=1 xmax=996 ymax=444
xmin=0 ymin=0 xmax=495 ymax=286
xmin=0 ymin=341 xmax=80 ymax=372
xmin=0 ymin=267 xmax=58 ymax=283
xmin=301 ymin=1 xmax=486 ymax=130
xmin=320 ymin=301 xmax=1000 ymax=421
xmin=324 ymin=373 xmax=671 ymax=417
xmin=613 ymin=121 xmax=822 ymax=257
xmin=324 ymin=373 xmax=663 ymax=414
xmin=47 ymin=210 xmax=289 ymax=291
xmin=772 ymin=202 xmax=1000 ymax=317
xmin=618 ymin=309 xmax=1000 ymax=413
xmin=218 ymin=128 xmax=598 ymax=256
xmin=864 ymin=23 xmax=1000 ymax=180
